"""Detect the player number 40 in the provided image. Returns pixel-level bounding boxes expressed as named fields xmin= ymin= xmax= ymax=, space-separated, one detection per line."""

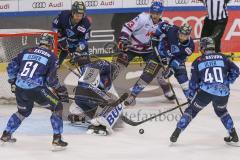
xmin=204 ymin=67 xmax=223 ymax=83
xmin=20 ymin=61 xmax=39 ymax=78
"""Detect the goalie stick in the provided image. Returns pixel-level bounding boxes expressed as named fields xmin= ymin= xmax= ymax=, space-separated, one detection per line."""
xmin=121 ymin=101 xmax=189 ymax=126
xmin=68 ymin=93 xmax=128 ymax=116
xmin=68 ymin=95 xmax=107 ymax=105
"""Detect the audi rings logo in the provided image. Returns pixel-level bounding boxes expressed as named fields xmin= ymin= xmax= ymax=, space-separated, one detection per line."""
xmin=85 ymin=0 xmax=98 ymax=7
xmin=32 ymin=2 xmax=46 ymax=8
xmin=163 ymin=16 xmax=205 ymax=38
xmin=175 ymin=0 xmax=189 ymax=4
xmin=136 ymin=0 xmax=149 ymax=5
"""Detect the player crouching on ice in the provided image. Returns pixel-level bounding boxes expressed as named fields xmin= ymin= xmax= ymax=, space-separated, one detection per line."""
xmin=170 ymin=37 xmax=239 ymax=145
xmin=68 ymin=56 xmax=127 ymax=136
xmin=0 ymin=33 xmax=69 ymax=150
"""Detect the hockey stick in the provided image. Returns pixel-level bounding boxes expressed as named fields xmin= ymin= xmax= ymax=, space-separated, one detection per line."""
xmin=68 ymin=95 xmax=107 ymax=105
xmin=121 ymin=101 xmax=189 ymax=126
xmin=193 ymin=38 xmax=201 ymax=41
xmin=226 ymin=53 xmax=240 ymax=60
xmin=62 ymin=63 xmax=81 ymax=78
xmin=68 ymin=93 xmax=128 ymax=123
xmin=153 ymin=46 xmax=184 ymax=115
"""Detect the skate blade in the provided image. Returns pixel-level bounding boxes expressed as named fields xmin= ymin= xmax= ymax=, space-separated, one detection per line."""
xmin=0 ymin=140 xmax=5 ymax=146
xmin=51 ymin=145 xmax=67 ymax=152
xmin=226 ymin=142 xmax=240 ymax=147
xmin=0 ymin=138 xmax=16 ymax=146
xmin=169 ymin=142 xmax=177 ymax=147
xmin=86 ymin=129 xmax=107 ymax=136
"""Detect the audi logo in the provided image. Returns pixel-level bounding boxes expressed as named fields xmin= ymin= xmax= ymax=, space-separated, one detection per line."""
xmin=163 ymin=16 xmax=205 ymax=38
xmin=136 ymin=0 xmax=149 ymax=5
xmin=32 ymin=2 xmax=46 ymax=9
xmin=175 ymin=0 xmax=189 ymax=4
xmin=85 ymin=0 xmax=98 ymax=7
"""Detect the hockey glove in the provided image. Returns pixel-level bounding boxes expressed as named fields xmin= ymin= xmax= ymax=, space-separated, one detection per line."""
xmin=118 ymin=40 xmax=130 ymax=52
xmin=151 ymin=36 xmax=160 ymax=47
xmin=161 ymin=57 xmax=168 ymax=66
xmin=76 ymin=41 xmax=87 ymax=53
xmin=58 ymin=37 xmax=69 ymax=51
xmin=55 ymin=85 xmax=69 ymax=103
xmin=162 ymin=67 xmax=175 ymax=79
xmin=8 ymin=79 xmax=16 ymax=93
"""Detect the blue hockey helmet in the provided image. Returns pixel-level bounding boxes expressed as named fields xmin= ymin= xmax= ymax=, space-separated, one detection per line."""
xmin=179 ymin=23 xmax=192 ymax=36
xmin=72 ymin=1 xmax=86 ymax=14
xmin=200 ymin=37 xmax=215 ymax=52
xmin=150 ymin=1 xmax=164 ymax=13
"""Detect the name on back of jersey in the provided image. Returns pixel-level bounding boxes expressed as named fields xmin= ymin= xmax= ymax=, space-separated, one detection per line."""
xmin=33 ymin=49 xmax=51 ymax=57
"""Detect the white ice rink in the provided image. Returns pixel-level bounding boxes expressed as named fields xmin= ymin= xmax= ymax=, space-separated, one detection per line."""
xmin=0 ymin=64 xmax=240 ymax=160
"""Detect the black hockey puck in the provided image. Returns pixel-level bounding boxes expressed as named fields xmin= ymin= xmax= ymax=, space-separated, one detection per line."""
xmin=139 ymin=129 xmax=144 ymax=134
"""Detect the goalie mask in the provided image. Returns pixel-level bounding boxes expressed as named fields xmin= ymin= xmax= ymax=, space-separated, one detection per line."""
xmin=39 ymin=33 xmax=54 ymax=47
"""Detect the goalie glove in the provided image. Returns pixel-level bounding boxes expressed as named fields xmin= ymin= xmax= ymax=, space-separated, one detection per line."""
xmin=69 ymin=52 xmax=91 ymax=66
xmin=8 ymin=79 xmax=16 ymax=93
xmin=55 ymin=85 xmax=69 ymax=103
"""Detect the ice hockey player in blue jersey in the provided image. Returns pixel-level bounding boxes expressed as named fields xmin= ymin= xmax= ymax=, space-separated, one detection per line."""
xmin=68 ymin=57 xmax=124 ymax=136
xmin=52 ymin=1 xmax=91 ymax=65
xmin=155 ymin=22 xmax=195 ymax=98
xmin=170 ymin=37 xmax=239 ymax=144
xmin=0 ymin=33 xmax=69 ymax=150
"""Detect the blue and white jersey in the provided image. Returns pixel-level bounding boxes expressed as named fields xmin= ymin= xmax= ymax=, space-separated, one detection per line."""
xmin=7 ymin=47 xmax=60 ymax=89
xmin=79 ymin=60 xmax=113 ymax=92
xmin=190 ymin=51 xmax=239 ymax=96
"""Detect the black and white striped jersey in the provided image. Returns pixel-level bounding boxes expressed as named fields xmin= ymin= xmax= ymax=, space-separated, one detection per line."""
xmin=203 ymin=0 xmax=229 ymax=20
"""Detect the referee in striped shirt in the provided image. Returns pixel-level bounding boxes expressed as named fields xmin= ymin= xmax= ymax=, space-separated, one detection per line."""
xmin=200 ymin=0 xmax=230 ymax=52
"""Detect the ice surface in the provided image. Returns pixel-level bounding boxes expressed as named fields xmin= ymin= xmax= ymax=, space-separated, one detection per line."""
xmin=0 ymin=64 xmax=240 ymax=160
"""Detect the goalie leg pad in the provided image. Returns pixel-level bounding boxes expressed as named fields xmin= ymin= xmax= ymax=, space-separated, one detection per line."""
xmin=90 ymin=104 xmax=124 ymax=133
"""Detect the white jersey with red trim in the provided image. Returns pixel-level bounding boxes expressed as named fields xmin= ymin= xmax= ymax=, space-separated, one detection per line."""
xmin=120 ymin=12 xmax=160 ymax=54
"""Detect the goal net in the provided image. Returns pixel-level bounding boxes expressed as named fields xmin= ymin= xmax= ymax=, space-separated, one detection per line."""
xmin=0 ymin=29 xmax=58 ymax=104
